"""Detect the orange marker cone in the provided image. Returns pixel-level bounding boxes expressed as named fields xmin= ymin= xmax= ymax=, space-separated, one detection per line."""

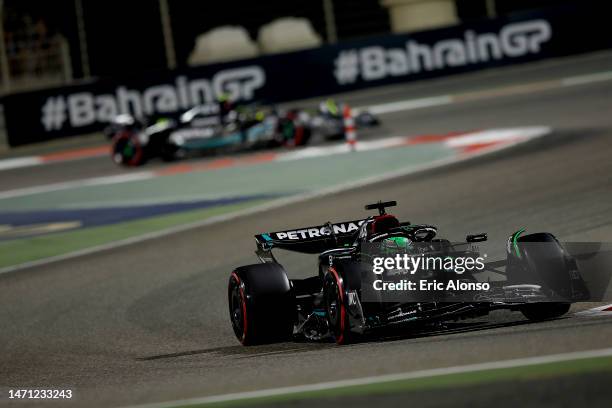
xmin=343 ymin=104 xmax=357 ymax=151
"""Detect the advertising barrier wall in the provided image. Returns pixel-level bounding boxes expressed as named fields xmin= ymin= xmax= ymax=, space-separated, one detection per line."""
xmin=2 ymin=6 xmax=611 ymax=146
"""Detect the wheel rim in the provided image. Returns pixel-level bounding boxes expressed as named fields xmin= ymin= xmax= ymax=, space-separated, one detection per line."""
xmin=326 ymin=280 xmax=340 ymax=326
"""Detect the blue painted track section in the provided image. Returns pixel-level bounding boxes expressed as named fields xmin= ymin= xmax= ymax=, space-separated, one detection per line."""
xmin=0 ymin=194 xmax=281 ymax=240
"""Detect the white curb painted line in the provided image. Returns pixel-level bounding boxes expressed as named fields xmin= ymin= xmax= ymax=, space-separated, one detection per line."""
xmin=0 ymin=172 xmax=155 ymax=200
xmin=560 ymin=71 xmax=612 ymax=87
xmin=365 ymin=95 xmax=453 ymax=115
xmin=125 ymin=347 xmax=612 ymax=408
xmin=443 ymin=127 xmax=550 ymax=148
xmin=0 ymin=156 xmax=42 ymax=170
xmin=575 ymin=304 xmax=612 ymax=317
xmin=0 ymin=127 xmax=550 ymax=275
xmin=277 ymin=136 xmax=408 ymax=161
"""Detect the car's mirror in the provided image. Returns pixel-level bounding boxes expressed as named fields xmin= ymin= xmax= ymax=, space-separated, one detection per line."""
xmin=467 ymin=233 xmax=487 ymax=242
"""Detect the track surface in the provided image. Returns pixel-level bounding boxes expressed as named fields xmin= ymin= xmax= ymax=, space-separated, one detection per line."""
xmin=1 ymin=53 xmax=612 ymax=407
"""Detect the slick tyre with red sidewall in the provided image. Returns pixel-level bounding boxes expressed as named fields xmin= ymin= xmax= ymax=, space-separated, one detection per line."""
xmin=228 ymin=264 xmax=295 ymax=345
xmin=324 ymin=267 xmax=353 ymax=345
xmin=111 ymin=130 xmax=146 ymax=166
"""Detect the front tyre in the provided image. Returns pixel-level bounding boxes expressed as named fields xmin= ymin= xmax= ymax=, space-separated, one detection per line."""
xmin=111 ymin=130 xmax=145 ymax=166
xmin=228 ymin=264 xmax=295 ymax=345
xmin=278 ymin=118 xmax=311 ymax=147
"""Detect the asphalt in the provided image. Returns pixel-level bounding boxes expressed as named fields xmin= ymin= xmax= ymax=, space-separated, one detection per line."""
xmin=1 ymin=52 xmax=612 ymax=407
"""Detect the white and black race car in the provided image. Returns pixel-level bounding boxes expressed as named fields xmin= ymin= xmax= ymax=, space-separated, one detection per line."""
xmin=228 ymin=201 xmax=589 ymax=345
xmin=105 ymin=99 xmax=380 ymax=166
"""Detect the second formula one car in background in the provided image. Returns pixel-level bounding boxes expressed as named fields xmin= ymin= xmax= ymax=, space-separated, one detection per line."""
xmin=289 ymin=99 xmax=380 ymax=140
xmin=106 ymin=99 xmax=380 ymax=166
xmin=107 ymin=103 xmax=309 ymax=166
xmin=228 ymin=201 xmax=589 ymax=345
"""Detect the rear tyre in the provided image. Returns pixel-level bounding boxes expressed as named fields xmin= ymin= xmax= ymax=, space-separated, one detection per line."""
xmin=278 ymin=118 xmax=311 ymax=147
xmin=292 ymin=125 xmax=311 ymax=146
xmin=521 ymin=303 xmax=570 ymax=321
xmin=324 ymin=267 xmax=352 ymax=345
xmin=228 ymin=264 xmax=295 ymax=345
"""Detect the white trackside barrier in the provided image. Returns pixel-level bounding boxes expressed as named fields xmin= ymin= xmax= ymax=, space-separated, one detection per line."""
xmin=258 ymin=18 xmax=323 ymax=54
xmin=188 ymin=26 xmax=259 ymax=66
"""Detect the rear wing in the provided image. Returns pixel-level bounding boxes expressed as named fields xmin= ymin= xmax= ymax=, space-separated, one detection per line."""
xmin=255 ymin=219 xmax=367 ymax=255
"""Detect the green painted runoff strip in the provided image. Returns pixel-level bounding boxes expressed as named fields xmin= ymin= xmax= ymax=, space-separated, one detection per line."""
xmin=181 ymin=356 xmax=612 ymax=408
xmin=0 ymin=199 xmax=270 ymax=268
xmin=0 ymin=144 xmax=451 ymax=211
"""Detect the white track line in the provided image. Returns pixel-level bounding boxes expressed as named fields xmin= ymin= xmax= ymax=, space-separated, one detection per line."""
xmin=561 ymin=71 xmax=612 ymax=87
xmin=354 ymin=70 xmax=612 ymax=116
xmin=0 ymin=172 xmax=154 ymax=200
xmin=125 ymin=347 xmax=612 ymax=408
xmin=365 ymin=95 xmax=453 ymax=115
xmin=0 ymin=156 xmax=42 ymax=171
xmin=0 ymin=127 xmax=549 ymax=275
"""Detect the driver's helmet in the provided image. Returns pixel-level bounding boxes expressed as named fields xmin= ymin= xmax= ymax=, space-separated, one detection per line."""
xmin=217 ymin=92 xmax=230 ymax=103
xmin=319 ymin=99 xmax=339 ymax=116
xmin=255 ymin=110 xmax=266 ymax=121
xmin=381 ymin=236 xmax=412 ymax=256
xmin=217 ymin=93 xmax=234 ymax=117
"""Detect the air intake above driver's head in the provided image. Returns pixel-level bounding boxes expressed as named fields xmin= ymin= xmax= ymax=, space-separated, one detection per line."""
xmin=370 ymin=214 xmax=400 ymax=234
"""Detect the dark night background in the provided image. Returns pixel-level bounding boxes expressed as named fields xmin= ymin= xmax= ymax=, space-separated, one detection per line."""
xmin=2 ymin=0 xmax=604 ymax=79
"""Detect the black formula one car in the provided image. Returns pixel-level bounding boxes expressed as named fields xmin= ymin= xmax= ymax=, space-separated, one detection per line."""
xmin=228 ymin=201 xmax=589 ymax=345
